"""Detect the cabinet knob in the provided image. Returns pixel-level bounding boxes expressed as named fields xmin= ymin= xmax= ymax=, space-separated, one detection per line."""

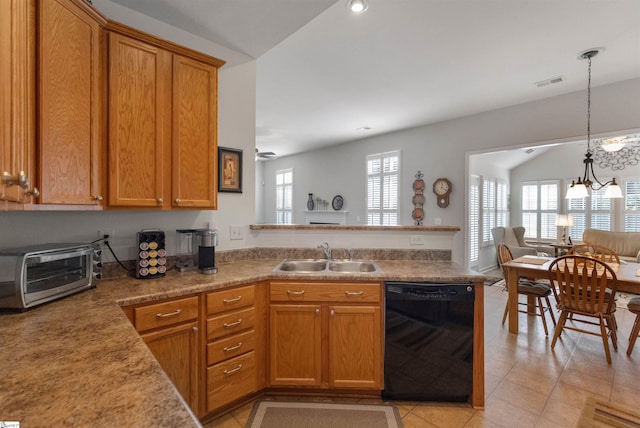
xmin=330 ymin=309 xmax=335 ymax=316
xmin=192 ymin=326 xmax=198 ymax=333
xmin=157 ymin=198 xmax=163 ymax=204
xmin=95 ymin=195 xmax=103 ymax=201
xmin=175 ymin=198 xmax=180 ymax=204
xmin=315 ymin=309 xmax=320 ymax=315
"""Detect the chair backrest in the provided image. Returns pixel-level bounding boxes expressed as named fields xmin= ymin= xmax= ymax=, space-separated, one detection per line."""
xmin=569 ymin=243 xmax=620 ymax=264
xmin=496 ymin=244 xmax=514 ymax=278
xmin=492 ymin=227 xmax=528 ymax=247
xmin=548 ymin=255 xmax=617 ymax=315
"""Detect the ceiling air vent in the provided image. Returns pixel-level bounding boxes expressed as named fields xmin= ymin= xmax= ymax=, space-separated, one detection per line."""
xmin=535 ymin=75 xmax=565 ymax=87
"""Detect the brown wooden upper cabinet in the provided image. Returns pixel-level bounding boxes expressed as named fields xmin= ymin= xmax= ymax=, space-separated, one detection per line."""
xmin=1 ymin=0 xmax=37 ymax=205
xmin=39 ymin=0 xmax=105 ymax=206
xmin=108 ymin=30 xmax=222 ymax=209
xmin=1 ymin=0 xmax=105 ymax=209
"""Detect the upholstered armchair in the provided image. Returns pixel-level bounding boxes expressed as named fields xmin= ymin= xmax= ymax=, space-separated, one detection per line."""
xmin=491 ymin=226 xmax=538 ymax=259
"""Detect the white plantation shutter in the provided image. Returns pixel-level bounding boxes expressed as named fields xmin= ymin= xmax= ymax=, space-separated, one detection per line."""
xmin=276 ymin=169 xmax=293 ymax=224
xmin=496 ymin=180 xmax=508 ymax=227
xmin=482 ymin=178 xmax=496 ymax=243
xmin=469 ymin=175 xmax=480 ymax=263
xmin=567 ymin=187 xmax=587 ymax=238
xmin=521 ymin=181 xmax=559 ymax=240
xmin=540 ymin=183 xmax=558 ymax=239
xmin=625 ymin=178 xmax=640 ymax=231
xmin=521 ymin=184 xmax=538 ymax=238
xmin=367 ymin=151 xmax=400 ymax=225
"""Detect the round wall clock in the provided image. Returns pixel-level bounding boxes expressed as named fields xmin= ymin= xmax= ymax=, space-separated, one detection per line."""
xmin=433 ymin=178 xmax=452 ymax=208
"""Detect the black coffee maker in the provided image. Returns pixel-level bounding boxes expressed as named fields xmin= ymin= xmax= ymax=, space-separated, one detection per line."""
xmin=196 ymin=229 xmax=218 ymax=274
xmin=176 ymin=229 xmax=218 ymax=274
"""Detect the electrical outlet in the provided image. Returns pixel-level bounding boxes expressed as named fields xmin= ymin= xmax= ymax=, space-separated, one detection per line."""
xmin=229 ymin=225 xmax=244 ymax=240
xmin=99 ymin=229 xmax=115 ymax=239
xmin=410 ymin=235 xmax=425 ymax=246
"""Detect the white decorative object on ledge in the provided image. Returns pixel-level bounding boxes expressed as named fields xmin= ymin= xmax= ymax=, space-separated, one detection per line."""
xmin=302 ymin=210 xmax=349 ymax=225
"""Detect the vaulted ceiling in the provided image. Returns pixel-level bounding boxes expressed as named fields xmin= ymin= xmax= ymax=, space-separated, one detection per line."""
xmin=108 ymin=0 xmax=640 ymax=158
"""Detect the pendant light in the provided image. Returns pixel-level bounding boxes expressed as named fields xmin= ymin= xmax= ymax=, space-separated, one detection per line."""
xmin=565 ymin=49 xmax=623 ymax=199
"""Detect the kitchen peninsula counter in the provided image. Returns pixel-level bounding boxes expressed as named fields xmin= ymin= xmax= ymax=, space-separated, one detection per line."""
xmin=0 ymin=258 xmax=484 ymax=426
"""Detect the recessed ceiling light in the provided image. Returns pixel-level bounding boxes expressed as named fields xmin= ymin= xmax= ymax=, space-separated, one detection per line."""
xmin=356 ymin=126 xmax=372 ymax=131
xmin=346 ymin=0 xmax=368 ymax=14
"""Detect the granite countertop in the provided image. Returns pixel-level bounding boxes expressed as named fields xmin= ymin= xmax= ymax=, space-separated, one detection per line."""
xmin=0 ymin=258 xmax=484 ymax=427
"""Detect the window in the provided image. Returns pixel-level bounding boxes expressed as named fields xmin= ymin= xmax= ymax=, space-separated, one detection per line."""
xmin=624 ymin=178 xmax=640 ymax=232
xmin=566 ymin=178 xmax=612 ymax=238
xmin=521 ymin=181 xmax=559 ymax=240
xmin=275 ymin=169 xmax=293 ymax=224
xmin=367 ymin=151 xmax=399 ymax=225
xmin=482 ymin=178 xmax=496 ymax=243
xmin=469 ymin=175 xmax=480 ymax=263
xmin=481 ymin=178 xmax=508 ymax=244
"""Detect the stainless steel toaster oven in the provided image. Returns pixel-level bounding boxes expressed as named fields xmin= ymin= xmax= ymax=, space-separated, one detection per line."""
xmin=0 ymin=243 xmax=95 ymax=310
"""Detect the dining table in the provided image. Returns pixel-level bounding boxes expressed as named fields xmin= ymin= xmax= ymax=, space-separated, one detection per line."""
xmin=501 ymin=255 xmax=640 ymax=334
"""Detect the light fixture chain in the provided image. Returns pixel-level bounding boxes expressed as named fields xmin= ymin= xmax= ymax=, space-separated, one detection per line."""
xmin=587 ymin=54 xmax=592 ymax=153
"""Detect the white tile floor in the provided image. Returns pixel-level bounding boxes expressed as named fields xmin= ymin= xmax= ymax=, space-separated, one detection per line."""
xmin=206 ymin=285 xmax=640 ymax=427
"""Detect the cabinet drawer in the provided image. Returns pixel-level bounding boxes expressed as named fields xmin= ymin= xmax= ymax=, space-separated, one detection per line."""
xmin=207 ymin=351 xmax=256 ymax=411
xmin=133 ymin=296 xmax=199 ymax=332
xmin=206 ymin=285 xmax=255 ymax=315
xmin=207 ymin=329 xmax=255 ymax=366
xmin=270 ymin=282 xmax=381 ymax=303
xmin=207 ymin=307 xmax=255 ymax=341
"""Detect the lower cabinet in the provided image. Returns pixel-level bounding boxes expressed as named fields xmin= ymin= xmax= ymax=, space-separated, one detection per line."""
xmin=123 ymin=295 xmax=200 ymax=413
xmin=269 ymin=281 xmax=383 ymax=390
xmin=205 ymin=284 xmax=259 ymax=413
xmin=141 ymin=320 xmax=199 ymax=407
xmin=122 ymin=280 xmax=381 ymax=421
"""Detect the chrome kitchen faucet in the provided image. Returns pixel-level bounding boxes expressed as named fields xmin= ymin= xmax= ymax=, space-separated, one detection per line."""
xmin=318 ymin=242 xmax=332 ymax=260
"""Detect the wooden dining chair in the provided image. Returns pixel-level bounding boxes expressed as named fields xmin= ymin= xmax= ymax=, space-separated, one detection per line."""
xmin=497 ymin=244 xmax=556 ymax=336
xmin=627 ymin=296 xmax=640 ymax=356
xmin=548 ymin=255 xmax=618 ymax=364
xmin=569 ymin=243 xmax=620 ymax=264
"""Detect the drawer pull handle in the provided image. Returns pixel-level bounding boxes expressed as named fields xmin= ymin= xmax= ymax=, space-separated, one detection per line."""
xmin=223 ymin=296 xmax=242 ymax=303
xmin=223 ymin=319 xmax=242 ymax=328
xmin=224 ymin=342 xmax=243 ymax=352
xmin=345 ymin=291 xmax=364 ymax=296
xmin=287 ymin=290 xmax=305 ymax=295
xmin=223 ymin=364 xmax=243 ymax=375
xmin=156 ymin=309 xmax=181 ymax=318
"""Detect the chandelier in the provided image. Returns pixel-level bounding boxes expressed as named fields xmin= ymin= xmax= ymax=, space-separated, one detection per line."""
xmin=565 ymin=49 xmax=622 ymax=199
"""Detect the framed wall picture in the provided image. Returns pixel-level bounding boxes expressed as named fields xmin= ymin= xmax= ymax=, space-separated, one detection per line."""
xmin=218 ymin=147 xmax=243 ymax=193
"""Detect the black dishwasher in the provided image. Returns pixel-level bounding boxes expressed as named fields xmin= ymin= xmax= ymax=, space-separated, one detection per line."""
xmin=382 ymin=281 xmax=475 ymax=402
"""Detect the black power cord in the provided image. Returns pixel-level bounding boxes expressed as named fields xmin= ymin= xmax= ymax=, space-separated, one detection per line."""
xmin=91 ymin=235 xmax=132 ymax=272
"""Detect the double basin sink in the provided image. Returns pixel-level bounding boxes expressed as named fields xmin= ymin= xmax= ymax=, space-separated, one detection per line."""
xmin=273 ymin=259 xmax=383 ymax=274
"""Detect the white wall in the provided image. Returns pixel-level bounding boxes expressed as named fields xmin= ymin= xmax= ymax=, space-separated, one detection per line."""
xmin=260 ymin=78 xmax=640 ymax=265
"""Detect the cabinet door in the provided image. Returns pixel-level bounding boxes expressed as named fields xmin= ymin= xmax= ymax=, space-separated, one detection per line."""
xmin=172 ymin=55 xmax=217 ymax=208
xmin=108 ymin=32 xmax=171 ymax=208
xmin=38 ymin=0 xmax=103 ymax=205
xmin=141 ymin=320 xmax=199 ymax=413
xmin=328 ymin=305 xmax=382 ymax=389
xmin=269 ymin=304 xmax=321 ymax=386
xmin=0 ymin=0 xmax=36 ymax=204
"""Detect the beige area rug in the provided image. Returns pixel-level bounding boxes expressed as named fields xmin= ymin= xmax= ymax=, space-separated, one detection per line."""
xmin=246 ymin=400 xmax=403 ymax=428
xmin=580 ymin=398 xmax=640 ymax=427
